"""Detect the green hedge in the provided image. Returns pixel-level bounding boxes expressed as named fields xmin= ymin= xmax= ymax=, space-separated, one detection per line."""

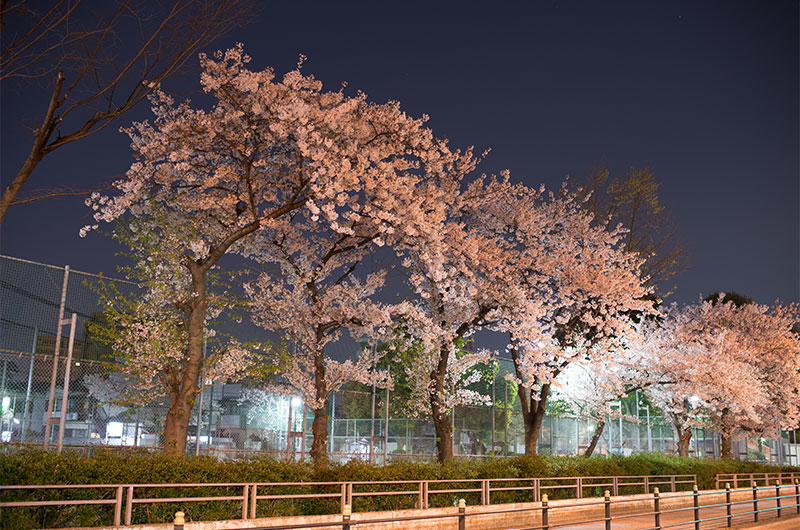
xmin=1 ymin=448 xmax=797 ymax=529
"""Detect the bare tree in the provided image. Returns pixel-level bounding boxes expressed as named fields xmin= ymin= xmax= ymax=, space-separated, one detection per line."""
xmin=0 ymin=0 xmax=255 ymax=224
xmin=576 ymin=166 xmax=688 ymax=294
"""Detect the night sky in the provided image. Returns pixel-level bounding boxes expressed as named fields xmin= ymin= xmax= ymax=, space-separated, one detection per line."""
xmin=1 ymin=0 xmax=798 ymax=310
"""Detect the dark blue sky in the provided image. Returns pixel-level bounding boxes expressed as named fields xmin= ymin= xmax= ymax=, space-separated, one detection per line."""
xmin=1 ymin=0 xmax=798 ymax=307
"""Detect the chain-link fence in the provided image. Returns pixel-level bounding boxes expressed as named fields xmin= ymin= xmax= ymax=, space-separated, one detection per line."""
xmin=2 ymin=255 xmax=798 ymax=464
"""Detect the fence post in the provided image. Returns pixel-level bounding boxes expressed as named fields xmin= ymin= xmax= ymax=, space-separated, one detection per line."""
xmin=776 ymin=483 xmax=781 ymax=518
xmin=671 ymin=475 xmax=676 ymax=492
xmin=576 ymin=477 xmax=582 ymax=499
xmin=541 ymin=494 xmax=549 ymax=530
xmin=725 ymin=483 xmax=732 ymax=528
xmin=644 ymin=476 xmax=649 ymax=494
xmin=173 ymin=511 xmax=185 ymax=530
xmin=693 ymin=484 xmax=700 ymax=530
xmin=423 ymin=480 xmax=429 ymax=509
xmin=612 ymin=476 xmax=619 ymax=496
xmin=458 ymin=498 xmax=466 ymax=530
xmin=604 ymin=490 xmax=611 ymax=530
xmin=653 ymin=487 xmax=661 ymax=530
xmin=242 ymin=485 xmax=248 ymax=520
xmin=752 ymin=484 xmax=759 ymax=523
xmin=113 ymin=486 xmax=123 ymax=526
xmin=484 ymin=479 xmax=490 ymax=505
xmin=534 ymin=478 xmax=540 ymax=502
xmin=795 ymin=480 xmax=800 ymax=514
xmin=251 ymin=485 xmax=258 ymax=519
xmin=125 ymin=486 xmax=134 ymax=526
xmin=417 ymin=481 xmax=423 ymax=509
xmin=342 ymin=504 xmax=351 ymax=530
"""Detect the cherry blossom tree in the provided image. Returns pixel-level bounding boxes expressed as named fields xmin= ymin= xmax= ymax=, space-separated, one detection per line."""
xmin=85 ymin=45 xmax=478 ymax=455
xmin=553 ymin=360 xmax=649 ymax=456
xmin=500 ymin=184 xmax=654 ymax=455
xmin=244 ymin=214 xmax=398 ymax=464
xmin=394 ymin=176 xmax=528 ymax=462
xmin=636 ymin=298 xmax=800 ymax=458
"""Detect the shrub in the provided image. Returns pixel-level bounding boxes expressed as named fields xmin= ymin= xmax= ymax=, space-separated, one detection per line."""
xmin=1 ymin=448 xmax=797 ymax=529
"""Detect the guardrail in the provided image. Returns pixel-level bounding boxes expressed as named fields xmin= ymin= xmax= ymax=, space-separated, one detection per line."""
xmin=715 ymin=471 xmax=800 ymax=489
xmin=174 ymin=481 xmax=799 ymax=530
xmin=0 ymin=474 xmax=695 ymax=526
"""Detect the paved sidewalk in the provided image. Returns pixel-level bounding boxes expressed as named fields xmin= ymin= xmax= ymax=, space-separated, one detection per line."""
xmin=556 ymin=494 xmax=800 ymax=529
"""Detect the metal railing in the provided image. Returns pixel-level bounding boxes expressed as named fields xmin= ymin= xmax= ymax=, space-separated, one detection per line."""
xmin=0 ymin=474 xmax=695 ymax=526
xmin=174 ymin=481 xmax=800 ymax=530
xmin=715 ymin=471 xmax=800 ymax=489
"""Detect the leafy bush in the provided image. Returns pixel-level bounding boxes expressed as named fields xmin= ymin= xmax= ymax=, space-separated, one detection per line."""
xmin=1 ymin=448 xmax=797 ymax=529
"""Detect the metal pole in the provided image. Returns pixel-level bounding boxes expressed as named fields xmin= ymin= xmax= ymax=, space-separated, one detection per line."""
xmin=21 ymin=327 xmax=37 ymax=442
xmin=491 ymin=375 xmax=496 ymax=454
xmin=503 ymin=381 xmax=508 ymax=456
xmin=56 ymin=312 xmax=77 ymax=454
xmin=635 ymin=390 xmax=641 ymax=452
xmin=44 ymin=265 xmax=69 ymax=450
xmin=647 ymin=405 xmax=652 ymax=452
xmin=286 ymin=397 xmax=293 ymax=461
xmin=329 ymin=391 xmax=335 ymax=453
xmin=383 ymin=387 xmax=389 ymax=464
xmin=369 ymin=383 xmax=376 ymax=464
xmin=195 ymin=374 xmax=203 ymax=457
xmin=301 ymin=403 xmax=307 ymax=460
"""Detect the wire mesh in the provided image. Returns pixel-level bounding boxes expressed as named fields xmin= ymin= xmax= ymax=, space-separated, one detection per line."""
xmin=1 ymin=255 xmax=795 ymax=464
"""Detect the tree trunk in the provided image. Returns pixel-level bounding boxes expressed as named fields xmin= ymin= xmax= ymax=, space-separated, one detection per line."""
xmin=430 ymin=343 xmax=454 ymax=463
xmin=310 ymin=402 xmax=329 ymax=465
xmin=431 ymin=399 xmax=453 ymax=463
xmin=584 ymin=420 xmax=606 ymax=457
xmin=677 ymin=428 xmax=692 ymax=457
xmin=518 ymin=383 xmax=549 ymax=455
xmin=163 ymin=265 xmax=207 ymax=457
xmin=720 ymin=433 xmax=733 ymax=459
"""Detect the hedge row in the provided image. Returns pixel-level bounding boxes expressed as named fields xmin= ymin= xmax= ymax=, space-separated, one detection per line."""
xmin=1 ymin=448 xmax=797 ymax=529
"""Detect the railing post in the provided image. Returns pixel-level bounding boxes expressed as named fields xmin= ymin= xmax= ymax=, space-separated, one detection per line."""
xmin=671 ymin=475 xmax=676 ymax=492
xmin=693 ymin=484 xmax=700 ymax=530
xmin=612 ymin=476 xmax=619 ymax=496
xmin=776 ymin=483 xmax=781 ymax=517
xmin=752 ymin=484 xmax=759 ymax=523
xmin=251 ymin=485 xmax=258 ymax=519
xmin=534 ymin=478 xmax=540 ymax=502
xmin=242 ymin=485 xmax=248 ymax=519
xmin=795 ymin=480 xmax=800 ymax=514
xmin=734 ymin=475 xmax=738 ymax=489
xmin=484 ymin=479 xmax=490 ymax=505
xmin=604 ymin=490 xmax=611 ymax=530
xmin=653 ymin=487 xmax=661 ymax=530
xmin=342 ymin=504 xmax=351 ymax=530
xmin=125 ymin=486 xmax=134 ymax=526
xmin=348 ymin=482 xmax=353 ymax=510
xmin=173 ymin=511 xmax=185 ymax=530
xmin=423 ymin=480 xmax=429 ymax=509
xmin=577 ymin=477 xmax=582 ymax=499
xmin=458 ymin=498 xmax=466 ymax=530
xmin=417 ymin=482 xmax=423 ymax=509
xmin=541 ymin=494 xmax=549 ymax=530
xmin=110 ymin=486 xmax=122 ymax=526
xmin=644 ymin=476 xmax=649 ymax=494
xmin=725 ymin=483 xmax=732 ymax=528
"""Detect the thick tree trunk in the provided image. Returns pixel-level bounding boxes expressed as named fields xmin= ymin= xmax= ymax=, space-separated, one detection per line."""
xmin=430 ymin=343 xmax=454 ymax=463
xmin=431 ymin=399 xmax=453 ymax=463
xmin=520 ymin=384 xmax=550 ymax=455
xmin=677 ymin=428 xmax=692 ymax=457
xmin=163 ymin=265 xmax=207 ymax=457
xmin=720 ymin=434 xmax=733 ymax=458
xmin=584 ymin=420 xmax=606 ymax=457
xmin=310 ymin=402 xmax=329 ymax=465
